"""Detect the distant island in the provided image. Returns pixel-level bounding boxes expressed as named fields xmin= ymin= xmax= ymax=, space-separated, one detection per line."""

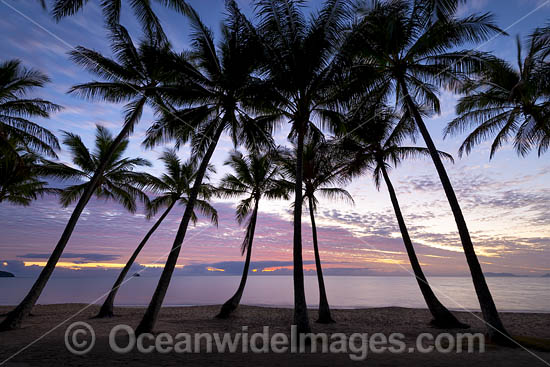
xmin=0 ymin=270 xmax=15 ymax=277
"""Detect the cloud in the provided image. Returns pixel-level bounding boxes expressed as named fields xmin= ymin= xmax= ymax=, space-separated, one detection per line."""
xmin=178 ymin=260 xmax=317 ymax=275
xmin=17 ymin=253 xmax=121 ymax=262
xmin=0 ymin=259 xmax=384 ymax=277
xmin=398 ymin=168 xmax=550 ymax=224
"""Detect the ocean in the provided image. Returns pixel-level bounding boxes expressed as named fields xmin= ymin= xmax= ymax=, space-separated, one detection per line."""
xmin=1 ymin=275 xmax=549 ymax=312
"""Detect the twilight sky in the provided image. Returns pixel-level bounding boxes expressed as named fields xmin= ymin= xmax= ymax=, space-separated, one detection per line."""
xmin=1 ymin=0 xmax=549 ymax=278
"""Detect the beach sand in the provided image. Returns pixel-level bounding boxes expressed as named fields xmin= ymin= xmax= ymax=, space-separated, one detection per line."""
xmin=1 ymin=304 xmax=549 ymax=366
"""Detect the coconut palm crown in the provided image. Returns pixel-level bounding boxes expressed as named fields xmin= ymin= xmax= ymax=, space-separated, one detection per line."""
xmin=43 ymin=125 xmax=153 ymax=212
xmin=52 ymin=0 xmax=192 ymax=43
xmin=446 ymin=30 xmax=550 ymax=158
xmin=217 ymin=149 xmax=291 ymax=252
xmin=0 ymin=59 xmax=61 ymax=158
xmin=0 ymin=140 xmax=55 ymax=206
xmin=146 ymin=149 xmax=218 ymax=224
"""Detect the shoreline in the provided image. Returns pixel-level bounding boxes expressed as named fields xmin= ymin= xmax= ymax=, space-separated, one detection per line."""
xmin=1 ymin=304 xmax=550 ymax=366
xmin=3 ymin=302 xmax=550 ymax=314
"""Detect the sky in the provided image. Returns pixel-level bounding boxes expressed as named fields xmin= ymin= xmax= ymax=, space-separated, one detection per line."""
xmin=1 ymin=0 xmax=549 ymax=278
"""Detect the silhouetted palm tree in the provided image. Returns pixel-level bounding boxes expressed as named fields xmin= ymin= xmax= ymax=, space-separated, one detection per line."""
xmin=135 ymin=2 xmax=276 ymax=334
xmin=51 ymin=127 xmax=152 ymax=210
xmin=68 ymin=23 xmax=174 ymax=118
xmin=0 ymin=60 xmax=61 ymax=158
xmin=342 ymin=104 xmax=468 ymax=328
xmin=446 ymin=30 xmax=550 ymax=158
xmin=348 ymin=0 xmax=511 ymax=342
xmin=215 ymin=149 xmax=290 ymax=319
xmin=280 ymin=139 xmax=352 ymax=324
xmin=253 ymin=0 xmax=354 ymax=333
xmin=0 ymin=139 xmax=54 ymax=205
xmin=0 ymin=126 xmax=152 ymax=331
xmin=96 ymin=149 xmax=217 ymax=318
xmin=52 ymin=0 xmax=191 ymax=42
xmin=0 ymin=25 xmax=175 ymax=331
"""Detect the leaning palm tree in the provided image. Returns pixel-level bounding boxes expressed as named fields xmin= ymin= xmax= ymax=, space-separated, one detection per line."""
xmin=252 ymin=0 xmax=354 ymax=334
xmin=96 ymin=149 xmax=217 ymax=318
xmin=445 ymin=30 xmax=550 ymax=158
xmin=348 ymin=0 xmax=511 ymax=342
xmin=52 ymin=0 xmax=191 ymax=42
xmin=135 ymin=2 xmax=276 ymax=334
xmin=0 ymin=25 xmax=174 ymax=331
xmin=215 ymin=150 xmax=290 ymax=319
xmin=0 ymin=59 xmax=61 ymax=158
xmin=342 ymin=104 xmax=468 ymax=328
xmin=0 ymin=126 xmax=152 ymax=331
xmin=280 ymin=139 xmax=353 ymax=324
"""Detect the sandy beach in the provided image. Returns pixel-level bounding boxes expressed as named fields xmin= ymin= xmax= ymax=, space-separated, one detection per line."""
xmin=1 ymin=304 xmax=549 ymax=366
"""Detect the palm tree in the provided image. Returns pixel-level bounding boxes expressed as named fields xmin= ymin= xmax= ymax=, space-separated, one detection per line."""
xmin=96 ymin=149 xmax=217 ymax=318
xmin=445 ymin=30 xmax=550 ymax=158
xmin=135 ymin=2 xmax=276 ymax=334
xmin=342 ymin=104 xmax=468 ymax=328
xmin=52 ymin=0 xmax=191 ymax=42
xmin=68 ymin=23 xmax=175 ymax=118
xmin=215 ymin=150 xmax=290 ymax=319
xmin=0 ymin=126 xmax=152 ymax=331
xmin=252 ymin=0 xmax=354 ymax=334
xmin=51 ymin=127 xmax=152 ymax=211
xmin=0 ymin=24 xmax=175 ymax=331
xmin=0 ymin=139 xmax=54 ymax=205
xmin=0 ymin=59 xmax=61 ymax=158
xmin=280 ymin=139 xmax=352 ymax=324
xmin=348 ymin=0 xmax=511 ymax=343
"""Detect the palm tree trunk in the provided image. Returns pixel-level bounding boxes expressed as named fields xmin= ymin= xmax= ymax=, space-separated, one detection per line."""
xmin=135 ymin=125 xmax=224 ymax=335
xmin=0 ymin=120 xmax=135 ymax=332
xmin=95 ymin=200 xmax=176 ymax=318
xmin=215 ymin=199 xmax=259 ymax=319
xmin=293 ymin=125 xmax=311 ymax=334
xmin=398 ymin=78 xmax=511 ymax=343
xmin=380 ymin=164 xmax=467 ymax=328
xmin=308 ymin=196 xmax=334 ymax=324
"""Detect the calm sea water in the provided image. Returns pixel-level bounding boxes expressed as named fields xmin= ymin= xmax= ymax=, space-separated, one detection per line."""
xmin=1 ymin=276 xmax=549 ymax=312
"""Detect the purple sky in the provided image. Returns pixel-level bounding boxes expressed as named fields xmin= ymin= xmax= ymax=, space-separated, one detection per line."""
xmin=1 ymin=0 xmax=550 ymax=277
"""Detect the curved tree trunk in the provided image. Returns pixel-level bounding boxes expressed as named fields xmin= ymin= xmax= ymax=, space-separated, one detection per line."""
xmin=293 ymin=125 xmax=311 ymax=334
xmin=95 ymin=200 xmax=176 ymax=318
xmin=380 ymin=164 xmax=467 ymax=328
xmin=135 ymin=125 xmax=224 ymax=335
xmin=0 ymin=119 xmax=136 ymax=332
xmin=308 ymin=196 xmax=335 ymax=324
xmin=216 ymin=200 xmax=259 ymax=319
xmin=398 ymin=79 xmax=512 ymax=344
